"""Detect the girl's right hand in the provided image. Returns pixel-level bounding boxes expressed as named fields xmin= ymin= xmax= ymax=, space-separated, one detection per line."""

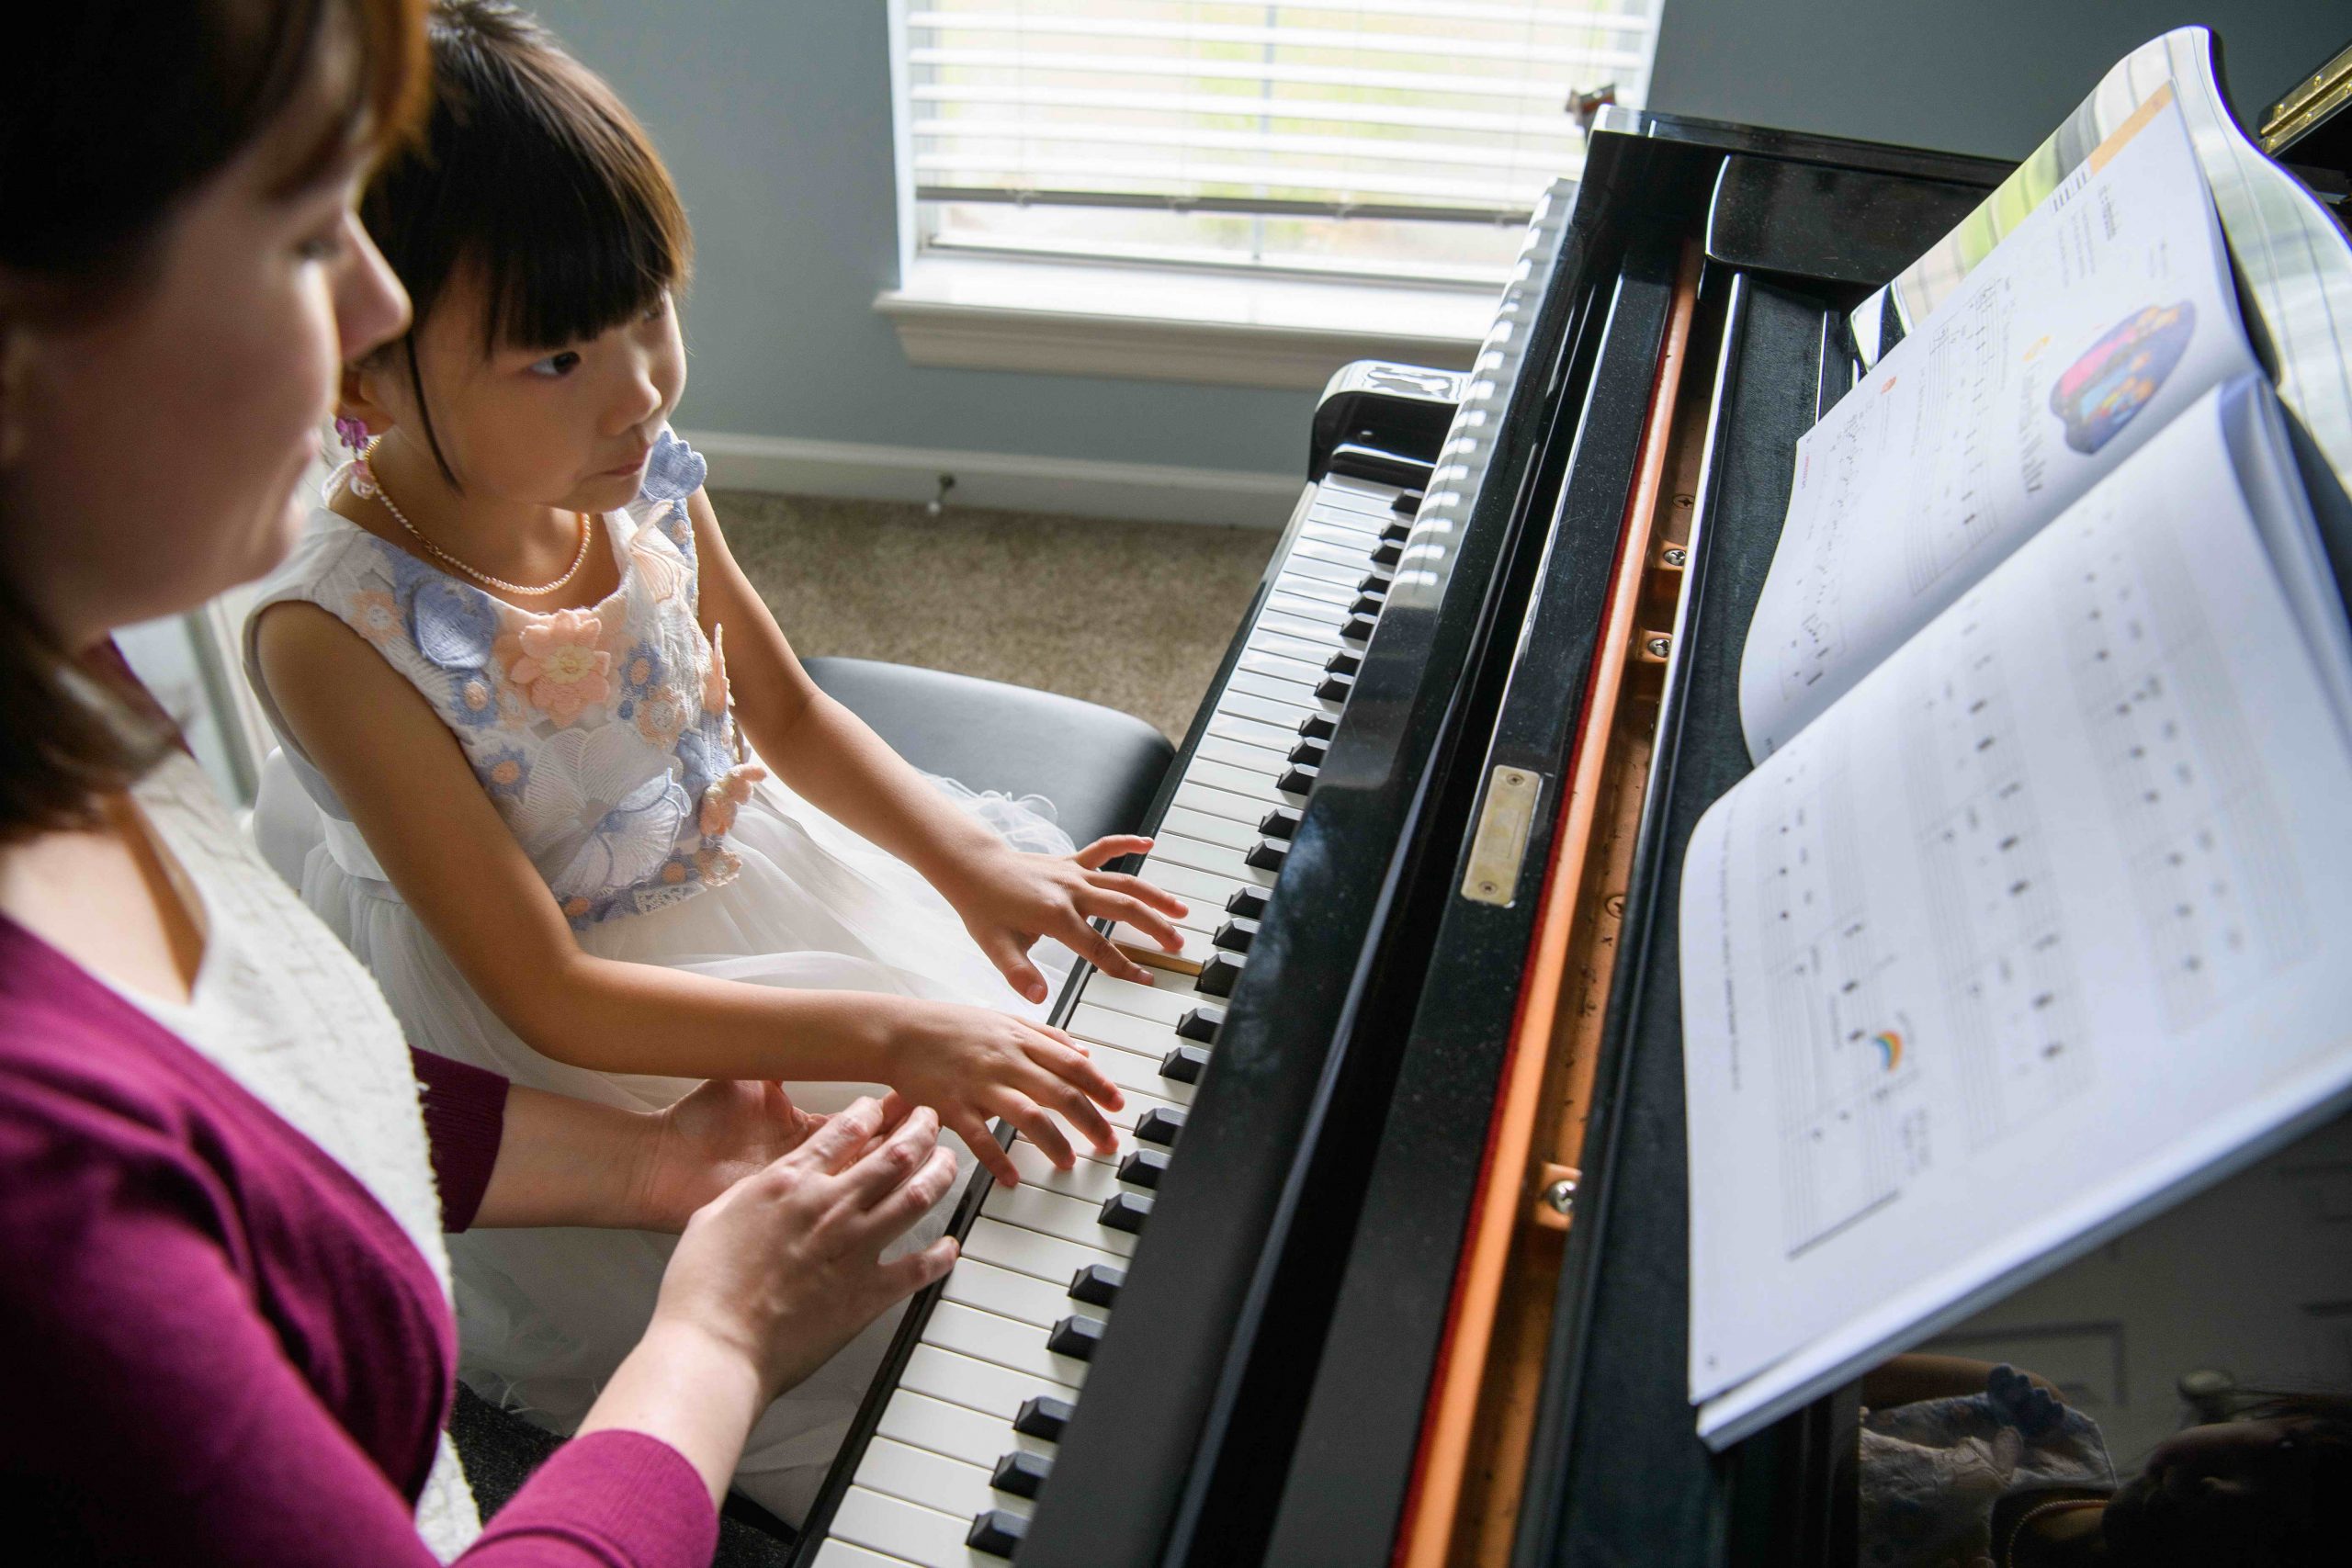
xmin=875 ymin=998 xmax=1124 ymax=1185
xmin=647 ymin=1094 xmax=959 ymax=1404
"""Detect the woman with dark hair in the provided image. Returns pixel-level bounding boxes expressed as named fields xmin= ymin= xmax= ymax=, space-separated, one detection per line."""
xmin=0 ymin=4 xmax=956 ymax=1561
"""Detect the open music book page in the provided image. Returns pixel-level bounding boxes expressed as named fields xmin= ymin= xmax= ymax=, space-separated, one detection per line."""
xmin=1738 ymin=90 xmax=2257 ymax=760
xmin=1679 ymin=382 xmax=2352 ymax=1447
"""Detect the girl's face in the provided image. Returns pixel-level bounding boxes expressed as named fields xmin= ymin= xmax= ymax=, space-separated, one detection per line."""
xmin=372 ymin=274 xmax=686 ymax=515
xmin=0 ymin=106 xmax=409 ymax=645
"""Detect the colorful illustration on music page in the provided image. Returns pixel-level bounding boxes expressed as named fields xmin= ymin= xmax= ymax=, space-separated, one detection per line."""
xmin=1870 ymin=1029 xmax=1905 ymax=1072
xmin=2048 ymin=301 xmax=2196 ymax=454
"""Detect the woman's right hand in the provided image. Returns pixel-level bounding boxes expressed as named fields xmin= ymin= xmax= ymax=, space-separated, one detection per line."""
xmin=874 ymin=997 xmax=1124 ymax=1185
xmin=647 ymin=1093 xmax=959 ymax=1404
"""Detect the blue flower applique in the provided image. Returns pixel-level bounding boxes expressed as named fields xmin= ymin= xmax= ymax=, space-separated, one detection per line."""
xmin=613 ymin=639 xmax=667 ymax=721
xmin=410 ymin=574 xmax=507 ymax=728
xmin=478 ymin=744 xmax=531 ymax=800
xmin=640 ymin=430 xmax=707 ymax=502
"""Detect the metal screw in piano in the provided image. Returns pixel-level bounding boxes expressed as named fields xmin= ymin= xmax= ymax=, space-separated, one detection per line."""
xmin=1542 ymin=1176 xmax=1577 ymax=1215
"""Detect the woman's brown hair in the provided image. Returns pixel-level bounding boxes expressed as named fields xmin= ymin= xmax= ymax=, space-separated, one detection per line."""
xmin=0 ymin=0 xmax=427 ymax=840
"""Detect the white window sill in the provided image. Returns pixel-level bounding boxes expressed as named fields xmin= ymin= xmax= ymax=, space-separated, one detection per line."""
xmin=876 ymin=255 xmax=1492 ymax=391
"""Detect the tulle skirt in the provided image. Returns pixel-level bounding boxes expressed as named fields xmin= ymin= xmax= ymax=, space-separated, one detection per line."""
xmin=302 ymin=767 xmax=1075 ymax=1522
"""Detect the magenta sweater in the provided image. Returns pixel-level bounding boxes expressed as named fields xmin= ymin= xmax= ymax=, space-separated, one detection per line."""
xmin=0 ymin=919 xmax=718 ymax=1565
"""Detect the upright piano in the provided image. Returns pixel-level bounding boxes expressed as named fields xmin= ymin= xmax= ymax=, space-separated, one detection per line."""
xmin=793 ymin=28 xmax=2352 ymax=1567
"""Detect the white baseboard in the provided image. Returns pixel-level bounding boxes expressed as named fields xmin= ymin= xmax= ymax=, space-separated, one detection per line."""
xmin=681 ymin=428 xmax=1302 ymax=529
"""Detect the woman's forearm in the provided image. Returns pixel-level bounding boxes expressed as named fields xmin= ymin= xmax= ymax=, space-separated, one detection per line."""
xmin=468 ymin=1086 xmax=659 ymax=1231
xmin=575 ymin=1320 xmax=767 ymax=1509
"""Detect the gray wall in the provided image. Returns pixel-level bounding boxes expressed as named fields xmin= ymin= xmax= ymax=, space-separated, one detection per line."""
xmin=527 ymin=2 xmax=2348 ymax=479
xmin=1647 ymin=2 xmax=2346 ymax=161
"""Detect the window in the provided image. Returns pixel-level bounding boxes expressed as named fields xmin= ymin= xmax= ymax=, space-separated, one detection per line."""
xmin=895 ymin=1 xmax=1662 ymax=288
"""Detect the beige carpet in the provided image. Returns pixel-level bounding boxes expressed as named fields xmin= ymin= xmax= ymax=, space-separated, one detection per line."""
xmin=713 ymin=490 xmax=1280 ymax=741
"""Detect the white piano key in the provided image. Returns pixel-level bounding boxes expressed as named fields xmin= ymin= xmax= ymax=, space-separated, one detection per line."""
xmin=1158 ymin=804 xmax=1260 ymax=852
xmin=1261 ymin=587 xmax=1354 ymax=625
xmin=875 ymin=1387 xmax=1051 ymax=1473
xmin=810 ymin=1537 xmax=917 ymax=1568
xmin=1131 ymin=856 xmax=1257 ymax=914
xmin=1227 ymin=669 xmax=1340 ymax=716
xmin=1256 ymin=603 xmax=1349 ymax=639
xmin=1321 ymin=474 xmax=1408 ymax=505
xmin=941 ymin=1254 xmax=1082 ymax=1329
xmin=1186 ymin=756 xmax=1296 ymax=805
xmin=831 ymin=1485 xmax=993 ymax=1568
xmin=1273 ymin=568 xmax=1361 ymax=605
xmin=925 ymin=1302 xmax=1091 ymax=1388
xmin=1205 ymin=707 xmax=1306 ymax=754
xmin=1074 ymin=971 xmax=1202 ymax=1026
xmin=1235 ymin=647 xmax=1327 ymax=686
xmin=1007 ymin=1135 xmax=1144 ymax=1202
xmin=1279 ymin=552 xmax=1367 ymax=589
xmin=858 ymin=1436 xmax=1032 ymax=1524
xmin=1246 ymin=626 xmax=1341 ymax=666
xmin=1218 ymin=686 xmax=1322 ymax=731
xmin=983 ymin=1179 xmax=1138 ymax=1256
xmin=963 ymin=1215 xmax=1125 ymax=1286
xmin=1292 ymin=536 xmax=1380 ymax=571
xmin=1071 ymin=1016 xmax=1198 ymax=1100
xmin=1113 ymin=920 xmax=1214 ymax=972
xmin=898 ymin=1340 xmax=1077 ymax=1423
xmin=1299 ymin=512 xmax=1385 ymax=543
xmin=1171 ymin=779 xmax=1276 ymax=828
xmin=1146 ymin=830 xmax=1280 ymax=886
xmin=1192 ymin=730 xmax=1289 ymax=773
xmin=1069 ymin=1002 xmax=1189 ymax=1066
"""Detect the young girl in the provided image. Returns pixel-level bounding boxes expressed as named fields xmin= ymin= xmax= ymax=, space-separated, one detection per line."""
xmin=243 ymin=0 xmax=1186 ymax=1520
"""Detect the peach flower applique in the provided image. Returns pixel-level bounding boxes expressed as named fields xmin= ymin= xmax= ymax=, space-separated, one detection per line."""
xmin=496 ymin=608 xmax=612 ymax=724
xmin=634 ymin=684 xmax=693 ymax=750
xmin=702 ymin=625 xmax=730 ymax=716
xmin=346 ymin=590 xmax=402 ymax=647
xmin=698 ymin=763 xmax=768 ymax=840
xmin=694 ymin=847 xmax=742 ymax=887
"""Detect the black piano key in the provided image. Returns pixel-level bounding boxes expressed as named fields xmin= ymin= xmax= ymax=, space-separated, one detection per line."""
xmin=991 ymin=1449 xmax=1053 ymax=1499
xmin=1069 ymin=1261 xmax=1125 ymax=1307
xmin=1297 ymin=713 xmax=1339 ymax=741
xmin=1370 ymin=539 xmax=1403 ymax=569
xmin=1341 ymin=611 xmax=1378 ymax=643
xmin=1326 ymin=649 xmax=1362 ymax=677
xmin=1325 ymin=440 xmax=1432 ymax=490
xmin=1198 ymin=948 xmax=1250 ymax=993
xmin=1259 ymin=807 xmax=1303 ymax=839
xmin=1316 ymin=672 xmax=1355 ymax=703
xmin=1357 ymin=570 xmax=1393 ymax=594
xmin=1047 ymin=1313 xmax=1107 ymax=1361
xmin=1160 ymin=1043 xmax=1209 ymax=1083
xmin=1277 ymin=763 xmax=1318 ymax=795
xmin=1136 ymin=1107 xmax=1186 ymax=1146
xmin=1350 ymin=590 xmax=1386 ymax=617
xmin=1175 ymin=1002 xmax=1226 ymax=1042
xmin=1286 ymin=739 xmax=1326 ymax=766
xmin=1013 ymin=1393 xmax=1074 ymax=1440
xmin=1243 ymin=838 xmax=1288 ymax=874
xmin=1099 ymin=1190 xmax=1154 ymax=1233
xmin=1213 ymin=918 xmax=1257 ymax=954
xmin=1118 ymin=1146 xmax=1171 ymax=1189
xmin=1390 ymin=491 xmax=1421 ymax=516
xmin=1382 ymin=514 xmax=1414 ymax=538
xmin=1223 ymin=887 xmax=1267 ymax=920
xmin=967 ymin=1508 xmax=1027 ymax=1558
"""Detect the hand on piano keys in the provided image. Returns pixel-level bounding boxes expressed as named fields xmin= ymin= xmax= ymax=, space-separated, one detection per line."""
xmin=932 ymin=830 xmax=1195 ymax=1003
xmin=810 ymin=469 xmax=1420 ymax=1566
xmin=871 ymin=998 xmax=1128 ymax=1183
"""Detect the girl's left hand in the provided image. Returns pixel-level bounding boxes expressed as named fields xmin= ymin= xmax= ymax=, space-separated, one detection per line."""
xmin=632 ymin=1078 xmax=837 ymax=1232
xmin=944 ymin=835 xmax=1192 ymax=1003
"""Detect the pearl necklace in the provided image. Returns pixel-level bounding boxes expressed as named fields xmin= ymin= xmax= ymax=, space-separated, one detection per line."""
xmin=352 ymin=442 xmax=594 ymax=597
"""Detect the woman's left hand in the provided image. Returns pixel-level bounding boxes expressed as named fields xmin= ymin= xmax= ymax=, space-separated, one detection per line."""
xmin=632 ymin=1078 xmax=835 ymax=1232
xmin=943 ymin=835 xmax=1192 ymax=1003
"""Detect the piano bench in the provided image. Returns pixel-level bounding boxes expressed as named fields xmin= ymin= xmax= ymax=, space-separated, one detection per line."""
xmin=800 ymin=656 xmax=1174 ymax=848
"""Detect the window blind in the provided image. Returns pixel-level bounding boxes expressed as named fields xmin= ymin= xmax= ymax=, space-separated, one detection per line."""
xmin=903 ymin=1 xmax=1661 ymax=228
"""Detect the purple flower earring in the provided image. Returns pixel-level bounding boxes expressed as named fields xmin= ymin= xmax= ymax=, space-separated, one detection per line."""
xmin=335 ymin=415 xmax=379 ymax=497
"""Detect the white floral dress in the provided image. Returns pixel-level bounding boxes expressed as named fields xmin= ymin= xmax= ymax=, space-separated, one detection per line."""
xmin=242 ymin=432 xmax=1073 ymax=1521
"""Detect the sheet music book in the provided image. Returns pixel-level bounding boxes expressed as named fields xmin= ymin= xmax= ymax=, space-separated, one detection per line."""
xmin=1676 ymin=96 xmax=2352 ymax=1449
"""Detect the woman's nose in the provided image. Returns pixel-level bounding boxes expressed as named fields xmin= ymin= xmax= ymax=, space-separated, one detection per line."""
xmin=336 ymin=214 xmax=410 ymax=361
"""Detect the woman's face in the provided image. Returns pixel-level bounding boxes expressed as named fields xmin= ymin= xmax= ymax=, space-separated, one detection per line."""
xmin=0 ymin=103 xmax=409 ymax=646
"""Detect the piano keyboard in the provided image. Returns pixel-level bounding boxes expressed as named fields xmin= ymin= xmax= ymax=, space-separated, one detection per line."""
xmin=809 ymin=468 xmax=1421 ymax=1567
